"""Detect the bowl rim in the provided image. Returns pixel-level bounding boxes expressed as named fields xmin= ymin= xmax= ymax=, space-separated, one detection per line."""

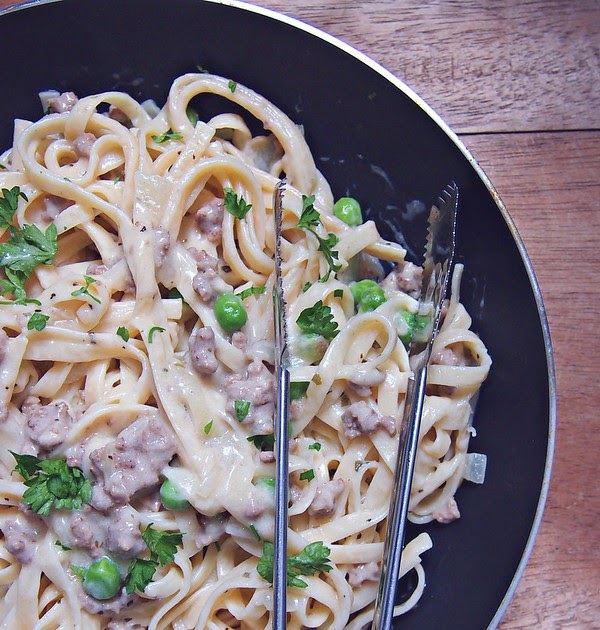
xmin=0 ymin=0 xmax=557 ymax=627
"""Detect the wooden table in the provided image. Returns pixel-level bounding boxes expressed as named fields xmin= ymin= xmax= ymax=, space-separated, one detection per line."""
xmin=1 ymin=0 xmax=598 ymax=627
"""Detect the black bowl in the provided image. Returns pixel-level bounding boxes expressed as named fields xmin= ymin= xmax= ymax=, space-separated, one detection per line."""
xmin=0 ymin=1 xmax=555 ymax=628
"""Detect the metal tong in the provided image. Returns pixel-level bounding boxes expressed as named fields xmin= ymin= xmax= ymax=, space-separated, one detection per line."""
xmin=371 ymin=182 xmax=458 ymax=630
xmin=272 ymin=179 xmax=290 ymax=628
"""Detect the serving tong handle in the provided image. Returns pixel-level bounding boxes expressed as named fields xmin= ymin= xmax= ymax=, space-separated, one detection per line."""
xmin=371 ymin=183 xmax=458 ymax=630
xmin=272 ymin=179 xmax=290 ymax=628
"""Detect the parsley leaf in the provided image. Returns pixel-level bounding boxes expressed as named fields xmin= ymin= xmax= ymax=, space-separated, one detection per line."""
xmin=223 ymin=187 xmax=252 ymax=219
xmin=299 ymin=469 xmax=315 ymax=482
xmin=142 ymin=523 xmax=183 ymax=566
xmin=0 ymin=223 xmax=57 ymax=275
xmin=125 ymin=557 xmax=159 ymax=595
xmin=296 ymin=195 xmax=340 ymax=281
xmin=71 ymin=275 xmax=101 ymax=304
xmin=236 ymin=285 xmax=266 ymax=300
xmin=151 ymin=130 xmax=183 ymax=143
xmin=0 ymin=186 xmax=27 ymax=228
xmin=257 ymin=540 xmax=332 ymax=589
xmin=0 ymin=270 xmax=37 ymax=304
xmin=289 ymin=381 xmax=309 ymax=400
xmin=235 ymin=400 xmax=251 ymax=422
xmin=124 ymin=524 xmax=184 ymax=594
xmin=247 ymin=433 xmax=275 ymax=450
xmin=249 ymin=523 xmax=261 ymax=541
xmin=297 ymin=195 xmax=320 ymax=229
xmin=186 ymin=107 xmax=199 ymax=127
xmin=296 ymin=300 xmax=339 ymax=341
xmin=27 ymin=312 xmax=49 ymax=331
xmin=256 ymin=540 xmax=275 ymax=583
xmin=0 ymin=205 xmax=58 ymax=303
xmin=116 ymin=326 xmax=130 ymax=342
xmin=55 ymin=539 xmax=71 ymax=551
xmin=315 ymin=233 xmax=341 ymax=281
xmin=11 ymin=452 xmax=92 ymax=517
xmin=148 ymin=326 xmax=165 ymax=343
xmin=287 ymin=541 xmax=333 ymax=587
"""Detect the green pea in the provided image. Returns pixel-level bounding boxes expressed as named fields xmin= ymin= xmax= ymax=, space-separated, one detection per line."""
xmin=397 ymin=310 xmax=429 ymax=346
xmin=350 ymin=280 xmax=386 ymax=312
xmin=333 ymin=197 xmax=363 ymax=226
xmin=349 ymin=279 xmax=379 ymax=304
xmin=293 ymin=333 xmax=327 ymax=364
xmin=82 ymin=556 xmax=121 ymax=600
xmin=359 ymin=287 xmax=386 ymax=312
xmin=397 ymin=310 xmax=417 ymax=346
xmin=214 ymin=293 xmax=247 ymax=333
xmin=160 ymin=478 xmax=190 ymax=511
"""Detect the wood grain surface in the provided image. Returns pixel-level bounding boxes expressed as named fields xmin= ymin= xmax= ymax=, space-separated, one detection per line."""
xmin=0 ymin=0 xmax=598 ymax=628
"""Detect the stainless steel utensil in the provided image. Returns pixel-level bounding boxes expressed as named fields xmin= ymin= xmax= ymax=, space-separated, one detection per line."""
xmin=371 ymin=182 xmax=458 ymax=630
xmin=272 ymin=179 xmax=290 ymax=628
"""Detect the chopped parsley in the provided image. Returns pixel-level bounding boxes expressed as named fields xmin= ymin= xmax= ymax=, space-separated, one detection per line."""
xmin=116 ymin=326 xmax=130 ymax=342
xmin=247 ymin=433 xmax=275 ymax=450
xmin=234 ymin=400 xmax=251 ymax=422
xmin=148 ymin=326 xmax=165 ymax=343
xmin=125 ymin=524 xmax=184 ymax=594
xmin=0 ymin=187 xmax=58 ymax=305
xmin=296 ymin=195 xmax=341 ymax=281
xmin=27 ymin=312 xmax=49 ymax=331
xmin=289 ymin=381 xmax=309 ymax=400
xmin=71 ymin=275 xmax=100 ymax=304
xmin=308 ymin=441 xmax=322 ymax=451
xmin=257 ymin=540 xmax=333 ymax=588
xmin=11 ymin=452 xmax=92 ymax=517
xmin=186 ymin=106 xmax=199 ymax=127
xmin=223 ymin=187 xmax=252 ymax=219
xmin=151 ymin=129 xmax=183 ymax=143
xmin=249 ymin=523 xmax=261 ymax=541
xmin=0 ymin=186 xmax=27 ymax=227
xmin=299 ymin=469 xmax=315 ymax=482
xmin=142 ymin=523 xmax=183 ymax=565
xmin=55 ymin=540 xmax=72 ymax=551
xmin=203 ymin=420 xmax=214 ymax=435
xmin=236 ymin=285 xmax=266 ymax=300
xmin=333 ymin=288 xmax=344 ymax=298
xmin=296 ymin=300 xmax=339 ymax=340
xmin=125 ymin=557 xmax=158 ymax=595
xmin=296 ymin=195 xmax=320 ymax=230
xmin=228 ymin=80 xmax=237 ymax=93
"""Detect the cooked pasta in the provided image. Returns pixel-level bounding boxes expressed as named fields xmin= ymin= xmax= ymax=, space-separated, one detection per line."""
xmin=0 ymin=73 xmax=491 ymax=629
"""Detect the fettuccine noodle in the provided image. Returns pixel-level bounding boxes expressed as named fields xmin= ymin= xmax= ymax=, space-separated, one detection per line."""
xmin=0 ymin=73 xmax=491 ymax=629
